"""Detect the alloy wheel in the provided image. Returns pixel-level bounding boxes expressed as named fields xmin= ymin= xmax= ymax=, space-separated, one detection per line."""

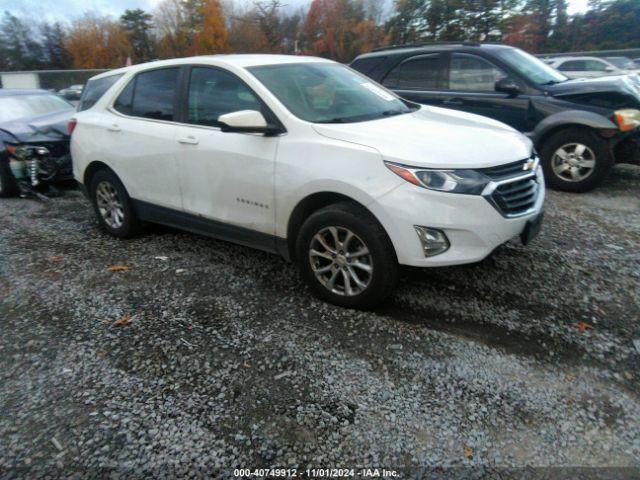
xmin=95 ymin=181 xmax=125 ymax=229
xmin=309 ymin=226 xmax=373 ymax=296
xmin=551 ymin=143 xmax=596 ymax=182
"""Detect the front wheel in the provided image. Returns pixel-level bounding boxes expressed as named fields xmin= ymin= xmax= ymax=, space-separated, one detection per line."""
xmin=296 ymin=202 xmax=398 ymax=309
xmin=539 ymin=128 xmax=613 ymax=193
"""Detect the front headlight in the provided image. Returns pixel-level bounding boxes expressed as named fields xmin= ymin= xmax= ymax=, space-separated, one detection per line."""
xmin=614 ymin=109 xmax=640 ymax=132
xmin=384 ymin=162 xmax=490 ymax=195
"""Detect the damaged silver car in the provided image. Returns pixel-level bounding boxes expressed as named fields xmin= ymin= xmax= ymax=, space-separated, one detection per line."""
xmin=0 ymin=89 xmax=75 ymax=198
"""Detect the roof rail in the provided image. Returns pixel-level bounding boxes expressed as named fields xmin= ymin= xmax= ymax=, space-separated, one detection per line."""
xmin=371 ymin=41 xmax=481 ymax=53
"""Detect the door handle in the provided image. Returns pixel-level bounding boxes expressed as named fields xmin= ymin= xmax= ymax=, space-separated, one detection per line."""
xmin=178 ymin=136 xmax=199 ymax=145
xmin=107 ymin=124 xmax=121 ymax=132
xmin=443 ymin=98 xmax=464 ymax=106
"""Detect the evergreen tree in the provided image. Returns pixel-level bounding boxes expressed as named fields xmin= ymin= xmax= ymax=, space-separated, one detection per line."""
xmin=0 ymin=12 xmax=44 ymax=70
xmin=120 ymin=9 xmax=156 ymax=63
xmin=40 ymin=22 xmax=72 ymax=69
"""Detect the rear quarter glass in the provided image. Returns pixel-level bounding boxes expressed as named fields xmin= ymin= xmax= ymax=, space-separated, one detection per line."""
xmin=78 ymin=73 xmax=124 ymax=112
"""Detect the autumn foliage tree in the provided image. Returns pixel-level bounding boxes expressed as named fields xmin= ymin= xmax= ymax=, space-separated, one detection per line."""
xmin=66 ymin=14 xmax=131 ymax=68
xmin=155 ymin=0 xmax=228 ymax=58
xmin=303 ymin=0 xmax=386 ymax=63
xmin=191 ymin=0 xmax=229 ymax=54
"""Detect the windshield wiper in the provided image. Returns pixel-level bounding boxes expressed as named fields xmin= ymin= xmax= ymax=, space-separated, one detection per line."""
xmin=381 ymin=109 xmax=407 ymax=117
xmin=541 ymin=79 xmax=568 ymax=85
xmin=317 ymin=108 xmax=413 ymax=124
xmin=316 ymin=117 xmax=353 ymax=124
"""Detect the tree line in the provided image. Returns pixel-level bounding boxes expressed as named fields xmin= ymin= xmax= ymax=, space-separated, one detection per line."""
xmin=0 ymin=0 xmax=638 ymax=71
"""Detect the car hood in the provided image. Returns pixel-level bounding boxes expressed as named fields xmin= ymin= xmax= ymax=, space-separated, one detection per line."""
xmin=0 ymin=108 xmax=74 ymax=143
xmin=545 ymin=75 xmax=640 ymax=102
xmin=312 ymin=106 xmax=532 ymax=169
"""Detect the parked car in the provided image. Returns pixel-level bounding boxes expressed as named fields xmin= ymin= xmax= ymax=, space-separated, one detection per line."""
xmin=351 ymin=44 xmax=640 ymax=192
xmin=58 ymin=84 xmax=84 ymax=101
xmin=0 ymin=89 xmax=76 ymax=198
xmin=70 ymin=55 xmax=544 ymax=309
xmin=545 ymin=56 xmax=630 ymax=79
xmin=604 ymin=56 xmax=640 ymax=75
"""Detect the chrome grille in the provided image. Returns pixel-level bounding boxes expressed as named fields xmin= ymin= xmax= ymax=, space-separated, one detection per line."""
xmin=481 ymin=156 xmax=541 ymax=217
xmin=491 ymin=177 xmax=539 ymax=216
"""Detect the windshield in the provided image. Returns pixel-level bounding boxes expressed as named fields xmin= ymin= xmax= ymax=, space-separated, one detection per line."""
xmin=606 ymin=57 xmax=634 ymax=69
xmin=0 ymin=94 xmax=73 ymax=123
xmin=495 ymin=48 xmax=568 ymax=85
xmin=249 ymin=62 xmax=415 ymax=123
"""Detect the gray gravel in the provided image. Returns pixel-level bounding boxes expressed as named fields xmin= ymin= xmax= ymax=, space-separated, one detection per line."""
xmin=1 ymin=165 xmax=639 ymax=477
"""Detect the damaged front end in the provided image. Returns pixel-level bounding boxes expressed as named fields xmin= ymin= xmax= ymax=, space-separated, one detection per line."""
xmin=2 ymin=141 xmax=72 ymax=198
xmin=0 ymin=107 xmax=74 ymax=199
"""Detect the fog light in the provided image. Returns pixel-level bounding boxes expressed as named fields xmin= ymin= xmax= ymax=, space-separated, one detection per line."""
xmin=415 ymin=226 xmax=450 ymax=257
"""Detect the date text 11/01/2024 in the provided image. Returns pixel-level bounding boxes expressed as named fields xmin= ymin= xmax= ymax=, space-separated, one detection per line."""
xmin=233 ymin=468 xmax=399 ymax=477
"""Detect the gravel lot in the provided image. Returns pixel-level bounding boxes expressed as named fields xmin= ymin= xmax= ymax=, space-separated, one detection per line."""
xmin=1 ymin=166 xmax=639 ymax=478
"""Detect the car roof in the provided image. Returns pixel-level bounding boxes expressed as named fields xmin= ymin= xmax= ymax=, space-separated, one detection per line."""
xmin=89 ymin=54 xmax=334 ymax=81
xmin=354 ymin=43 xmax=513 ymax=60
xmin=0 ymin=88 xmax=53 ymax=97
xmin=551 ymin=56 xmax=609 ymax=62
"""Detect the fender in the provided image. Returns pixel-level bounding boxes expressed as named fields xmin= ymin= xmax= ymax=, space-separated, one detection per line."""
xmin=532 ymin=110 xmax=618 ymax=144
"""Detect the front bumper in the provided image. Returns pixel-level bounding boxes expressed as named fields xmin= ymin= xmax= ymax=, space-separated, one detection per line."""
xmin=370 ymin=168 xmax=545 ymax=267
xmin=614 ymin=129 xmax=640 ymax=165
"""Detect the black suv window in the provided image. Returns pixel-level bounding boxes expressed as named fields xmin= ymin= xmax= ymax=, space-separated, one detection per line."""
xmin=114 ymin=68 xmax=180 ymax=121
xmin=448 ymin=54 xmax=507 ymax=91
xmin=78 ymin=73 xmax=123 ymax=111
xmin=383 ymin=54 xmax=442 ymax=90
xmin=187 ymin=67 xmax=261 ymax=127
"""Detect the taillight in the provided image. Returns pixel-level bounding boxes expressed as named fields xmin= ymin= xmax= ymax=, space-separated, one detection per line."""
xmin=68 ymin=118 xmax=77 ymax=136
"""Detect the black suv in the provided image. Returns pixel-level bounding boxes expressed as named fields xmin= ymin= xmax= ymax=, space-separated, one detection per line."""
xmin=351 ymin=43 xmax=640 ymax=192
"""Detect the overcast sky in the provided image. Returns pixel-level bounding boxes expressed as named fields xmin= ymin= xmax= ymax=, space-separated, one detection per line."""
xmin=0 ymin=0 xmax=591 ymax=24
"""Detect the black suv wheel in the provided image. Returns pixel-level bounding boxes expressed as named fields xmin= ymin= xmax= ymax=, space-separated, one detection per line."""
xmin=89 ymin=169 xmax=141 ymax=238
xmin=296 ymin=202 xmax=398 ymax=309
xmin=540 ymin=128 xmax=613 ymax=193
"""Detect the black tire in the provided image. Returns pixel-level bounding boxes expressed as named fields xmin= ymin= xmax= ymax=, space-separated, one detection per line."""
xmin=539 ymin=127 xmax=613 ymax=193
xmin=296 ymin=202 xmax=398 ymax=309
xmin=0 ymin=162 xmax=18 ymax=198
xmin=89 ymin=169 xmax=140 ymax=238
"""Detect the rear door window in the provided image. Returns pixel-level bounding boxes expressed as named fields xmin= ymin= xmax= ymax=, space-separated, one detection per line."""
xmin=113 ymin=67 xmax=180 ymax=121
xmin=78 ymin=73 xmax=123 ymax=111
xmin=383 ymin=54 xmax=442 ymax=90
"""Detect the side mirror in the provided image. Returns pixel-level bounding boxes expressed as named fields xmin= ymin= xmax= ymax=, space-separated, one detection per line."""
xmin=604 ymin=66 xmax=615 ymax=72
xmin=218 ymin=110 xmax=281 ymax=136
xmin=495 ymin=78 xmax=522 ymax=95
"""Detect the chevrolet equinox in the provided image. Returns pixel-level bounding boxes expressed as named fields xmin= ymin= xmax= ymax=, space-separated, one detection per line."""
xmin=71 ymin=55 xmax=545 ymax=309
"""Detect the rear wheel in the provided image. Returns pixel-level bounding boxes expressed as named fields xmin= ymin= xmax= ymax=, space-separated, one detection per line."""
xmin=89 ymin=169 xmax=140 ymax=238
xmin=0 ymin=162 xmax=18 ymax=198
xmin=296 ymin=202 xmax=398 ymax=309
xmin=540 ymin=128 xmax=613 ymax=193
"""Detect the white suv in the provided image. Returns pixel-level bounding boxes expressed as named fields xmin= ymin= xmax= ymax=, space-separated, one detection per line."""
xmin=71 ymin=55 xmax=545 ymax=309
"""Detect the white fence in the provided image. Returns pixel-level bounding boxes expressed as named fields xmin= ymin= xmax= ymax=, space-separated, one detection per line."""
xmin=0 ymin=69 xmax=109 ymax=91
